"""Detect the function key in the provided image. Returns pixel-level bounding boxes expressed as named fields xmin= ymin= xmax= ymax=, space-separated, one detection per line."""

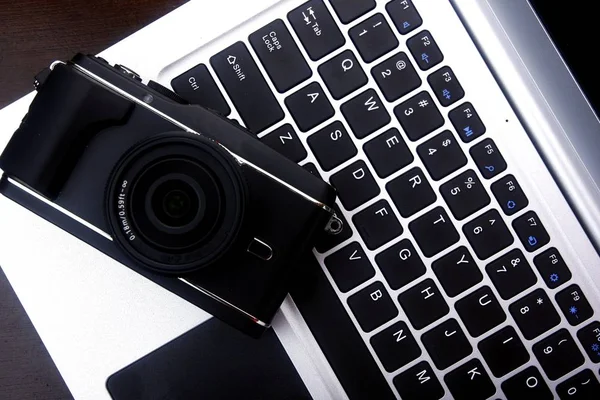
xmin=353 ymin=199 xmax=403 ymax=250
xmin=375 ymin=239 xmax=425 ymax=290
xmin=285 ymin=82 xmax=334 ymax=132
xmin=370 ymin=320 xmax=422 ymax=372
xmin=386 ymin=166 xmax=436 ymax=218
xmin=386 ymin=0 xmax=423 ymax=35
xmin=307 ymin=121 xmax=357 ymax=171
xmin=363 ymin=128 xmax=414 ymax=178
xmin=512 ymin=211 xmax=551 ymax=252
xmin=393 ymin=361 xmax=446 ymax=400
xmin=330 ymin=160 xmax=380 ymax=210
xmin=532 ymin=328 xmax=585 ymax=380
xmin=556 ymin=369 xmax=600 ymax=399
xmin=398 ymin=278 xmax=449 ymax=329
xmin=463 ymin=209 xmax=514 ymax=260
xmin=341 ymin=89 xmax=390 ymax=139
xmin=501 ymin=366 xmax=554 ymax=400
xmin=407 ymin=30 xmax=444 ymax=71
xmin=556 ymin=284 xmax=594 ymax=326
xmin=409 ymin=207 xmax=460 ymax=258
xmin=455 ymin=286 xmax=506 ymax=338
xmin=349 ymin=13 xmax=399 ymax=63
xmin=449 ymin=102 xmax=486 ymax=143
xmin=486 ymin=249 xmax=537 ymax=300
xmin=470 ymin=138 xmax=507 ymax=179
xmin=395 ymin=91 xmax=445 ymax=141
xmin=324 ymin=241 xmax=375 ymax=292
xmin=318 ymin=50 xmax=367 ymax=100
xmin=534 ymin=247 xmax=572 ymax=289
xmin=261 ymin=124 xmax=307 ymax=162
xmin=421 ymin=318 xmax=473 ymax=370
xmin=314 ymin=205 xmax=352 ymax=253
xmin=432 ymin=246 xmax=483 ymax=297
xmin=371 ymin=52 xmax=421 ymax=102
xmin=170 ymin=64 xmax=231 ymax=116
xmin=417 ymin=130 xmax=467 ymax=181
xmin=347 ymin=281 xmax=398 ymax=332
xmin=440 ymin=169 xmax=490 ymax=220
xmin=478 ymin=326 xmax=529 ymax=378
xmin=444 ymin=359 xmax=496 ymax=400
xmin=576 ymin=321 xmax=600 ymax=363
xmin=288 ymin=0 xmax=345 ymax=61
xmin=329 ymin=0 xmax=375 ymax=24
xmin=491 ymin=175 xmax=529 ymax=216
xmin=509 ymin=288 xmax=561 ymax=340
xmin=428 ymin=66 xmax=465 ymax=107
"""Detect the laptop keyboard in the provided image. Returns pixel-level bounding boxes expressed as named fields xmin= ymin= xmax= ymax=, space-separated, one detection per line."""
xmin=168 ymin=0 xmax=598 ymax=398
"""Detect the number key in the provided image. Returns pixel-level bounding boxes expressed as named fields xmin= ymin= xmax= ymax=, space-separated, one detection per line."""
xmin=463 ymin=209 xmax=514 ymax=260
xmin=428 ymin=66 xmax=465 ymax=107
xmin=556 ymin=369 xmax=600 ymax=399
xmin=395 ymin=91 xmax=444 ymax=141
xmin=556 ymin=284 xmax=594 ymax=326
xmin=407 ymin=30 xmax=444 ymax=70
xmin=470 ymin=138 xmax=507 ymax=179
xmin=509 ymin=288 xmax=561 ymax=340
xmin=512 ymin=211 xmax=550 ymax=252
xmin=349 ymin=13 xmax=399 ymax=63
xmin=308 ymin=121 xmax=357 ymax=171
xmin=533 ymin=328 xmax=585 ymax=380
xmin=372 ymin=52 xmax=421 ymax=102
xmin=450 ymin=102 xmax=486 ymax=143
xmin=370 ymin=320 xmax=422 ymax=372
xmin=440 ymin=169 xmax=490 ymax=220
xmin=417 ymin=130 xmax=467 ymax=181
xmin=491 ymin=175 xmax=529 ymax=216
xmin=486 ymin=249 xmax=537 ymax=300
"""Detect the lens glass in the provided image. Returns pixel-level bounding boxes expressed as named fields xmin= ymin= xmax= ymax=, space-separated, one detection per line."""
xmin=151 ymin=180 xmax=198 ymax=228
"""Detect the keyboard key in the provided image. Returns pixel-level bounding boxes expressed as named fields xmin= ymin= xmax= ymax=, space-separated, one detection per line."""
xmin=387 ymin=166 xmax=436 ymax=217
xmin=307 ymin=121 xmax=357 ymax=171
xmin=428 ymin=66 xmax=465 ymax=107
xmin=329 ymin=0 xmax=375 ymax=24
xmin=324 ymin=242 xmax=375 ymax=292
xmin=303 ymin=162 xmax=322 ymax=179
xmin=463 ymin=209 xmax=514 ymax=260
xmin=386 ymin=0 xmax=423 ymax=35
xmin=456 ymin=286 xmax=506 ymax=337
xmin=534 ymin=248 xmax=572 ymax=289
xmin=444 ymin=359 xmax=496 ymax=400
xmin=347 ymin=281 xmax=398 ymax=332
xmin=556 ymin=369 xmax=600 ymax=400
xmin=364 ymin=128 xmax=413 ymax=178
xmin=509 ymin=288 xmax=561 ymax=340
xmin=395 ymin=91 xmax=444 ymax=141
xmin=556 ymin=284 xmax=594 ymax=326
xmin=341 ymin=89 xmax=390 ymax=139
xmin=349 ymin=13 xmax=399 ymax=63
xmin=211 ymin=42 xmax=284 ymax=133
xmin=470 ymin=138 xmax=507 ymax=179
xmin=353 ymin=199 xmax=403 ymax=250
xmin=501 ymin=366 xmax=553 ymax=400
xmin=375 ymin=239 xmax=425 ymax=290
xmin=422 ymin=319 xmax=473 ymax=369
xmin=261 ymin=124 xmax=307 ymax=162
xmin=409 ymin=207 xmax=460 ymax=257
xmin=393 ymin=361 xmax=445 ymax=400
xmin=533 ymin=328 xmax=585 ymax=380
xmin=440 ymin=169 xmax=490 ymax=220
xmin=330 ymin=160 xmax=380 ymax=210
xmin=417 ymin=130 xmax=467 ymax=181
xmin=249 ymin=19 xmax=312 ymax=93
xmin=407 ymin=30 xmax=444 ymax=71
xmin=512 ymin=211 xmax=550 ymax=252
xmin=318 ymin=50 xmax=367 ymax=100
xmin=370 ymin=321 xmax=422 ymax=372
xmin=432 ymin=246 xmax=483 ymax=297
xmin=171 ymin=64 xmax=231 ymax=116
xmin=314 ymin=205 xmax=352 ymax=253
xmin=486 ymin=249 xmax=537 ymax=300
xmin=372 ymin=52 xmax=421 ymax=102
xmin=288 ymin=0 xmax=345 ymax=61
xmin=491 ymin=175 xmax=529 ymax=216
xmin=398 ymin=278 xmax=449 ymax=329
xmin=450 ymin=102 xmax=486 ymax=143
xmin=577 ymin=321 xmax=600 ymax=363
xmin=478 ymin=326 xmax=529 ymax=378
xmin=285 ymin=82 xmax=334 ymax=132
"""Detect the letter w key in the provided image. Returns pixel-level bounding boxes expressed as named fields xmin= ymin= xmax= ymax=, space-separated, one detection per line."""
xmin=342 ymin=89 xmax=390 ymax=138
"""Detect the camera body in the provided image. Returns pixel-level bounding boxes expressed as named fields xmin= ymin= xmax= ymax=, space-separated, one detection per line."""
xmin=0 ymin=54 xmax=338 ymax=337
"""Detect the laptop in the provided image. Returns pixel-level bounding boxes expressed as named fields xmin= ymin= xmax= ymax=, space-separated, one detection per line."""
xmin=1 ymin=0 xmax=600 ymax=398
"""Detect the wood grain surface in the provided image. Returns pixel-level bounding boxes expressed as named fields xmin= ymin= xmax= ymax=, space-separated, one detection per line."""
xmin=0 ymin=0 xmax=186 ymax=398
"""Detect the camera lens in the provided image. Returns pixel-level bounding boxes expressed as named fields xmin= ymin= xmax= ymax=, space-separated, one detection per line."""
xmin=162 ymin=189 xmax=192 ymax=220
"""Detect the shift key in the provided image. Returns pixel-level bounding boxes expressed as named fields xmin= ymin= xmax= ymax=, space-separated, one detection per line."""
xmin=210 ymin=42 xmax=284 ymax=133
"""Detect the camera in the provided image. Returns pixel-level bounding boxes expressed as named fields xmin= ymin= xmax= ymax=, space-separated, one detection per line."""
xmin=0 ymin=54 xmax=339 ymax=337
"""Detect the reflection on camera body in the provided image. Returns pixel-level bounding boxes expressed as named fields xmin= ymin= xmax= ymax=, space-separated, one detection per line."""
xmin=0 ymin=54 xmax=338 ymax=337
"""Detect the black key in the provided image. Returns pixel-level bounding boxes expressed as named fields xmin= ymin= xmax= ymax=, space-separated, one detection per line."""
xmin=479 ymin=326 xmax=529 ymax=378
xmin=171 ymin=64 xmax=231 ymax=116
xmin=288 ymin=0 xmax=345 ymax=61
xmin=370 ymin=321 xmax=422 ymax=372
xmin=386 ymin=0 xmax=423 ymax=35
xmin=577 ymin=321 xmax=600 ymax=363
xmin=329 ymin=160 xmax=380 ymax=210
xmin=372 ymin=52 xmax=421 ymax=102
xmin=211 ymin=42 xmax=284 ymax=133
xmin=417 ymin=130 xmax=467 ymax=181
xmin=432 ymin=246 xmax=483 ymax=297
xmin=375 ymin=239 xmax=425 ymax=290
xmin=407 ymin=30 xmax=444 ymax=71
xmin=533 ymin=328 xmax=585 ymax=380
xmin=509 ymin=288 xmax=561 ymax=340
xmin=557 ymin=369 xmax=600 ymax=399
xmin=303 ymin=162 xmax=322 ymax=178
xmin=318 ymin=50 xmax=367 ymax=100
xmin=353 ymin=199 xmax=403 ymax=250
xmin=428 ymin=66 xmax=465 ymax=107
xmin=486 ymin=249 xmax=537 ymax=300
xmin=455 ymin=286 xmax=506 ymax=337
xmin=341 ymin=89 xmax=390 ymax=139
xmin=249 ymin=19 xmax=312 ymax=93
xmin=422 ymin=319 xmax=473 ymax=369
xmin=363 ymin=128 xmax=413 ymax=178
xmin=307 ymin=121 xmax=357 ymax=171
xmin=347 ymin=281 xmax=398 ymax=332
xmin=491 ymin=175 xmax=529 ymax=216
xmin=398 ymin=278 xmax=449 ymax=329
xmin=440 ymin=170 xmax=490 ymax=220
xmin=513 ymin=211 xmax=551 ymax=252
xmin=450 ymin=102 xmax=486 ymax=143
xmin=349 ymin=13 xmax=399 ymax=63
xmin=409 ymin=207 xmax=460 ymax=257
xmin=556 ymin=284 xmax=594 ymax=326
xmin=501 ymin=366 xmax=553 ymax=400
xmin=285 ymin=82 xmax=334 ymax=132
xmin=329 ymin=0 xmax=375 ymax=24
xmin=444 ymin=359 xmax=496 ymax=400
xmin=463 ymin=209 xmax=514 ymax=260
xmin=387 ymin=167 xmax=436 ymax=217
xmin=395 ymin=91 xmax=444 ymax=141
xmin=261 ymin=124 xmax=307 ymax=162
xmin=314 ymin=205 xmax=352 ymax=253
xmin=470 ymin=138 xmax=507 ymax=179
xmin=393 ymin=361 xmax=445 ymax=400
xmin=534 ymin=248 xmax=572 ymax=289
xmin=324 ymin=242 xmax=375 ymax=292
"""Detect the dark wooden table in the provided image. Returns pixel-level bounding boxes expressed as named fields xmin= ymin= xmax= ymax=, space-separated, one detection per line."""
xmin=0 ymin=1 xmax=186 ymax=398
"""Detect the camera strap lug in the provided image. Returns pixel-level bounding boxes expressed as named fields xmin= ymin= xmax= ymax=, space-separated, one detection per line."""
xmin=324 ymin=214 xmax=343 ymax=235
xmin=33 ymin=67 xmax=51 ymax=90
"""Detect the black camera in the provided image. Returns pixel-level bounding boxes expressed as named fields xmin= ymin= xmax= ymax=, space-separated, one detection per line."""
xmin=0 ymin=54 xmax=339 ymax=337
